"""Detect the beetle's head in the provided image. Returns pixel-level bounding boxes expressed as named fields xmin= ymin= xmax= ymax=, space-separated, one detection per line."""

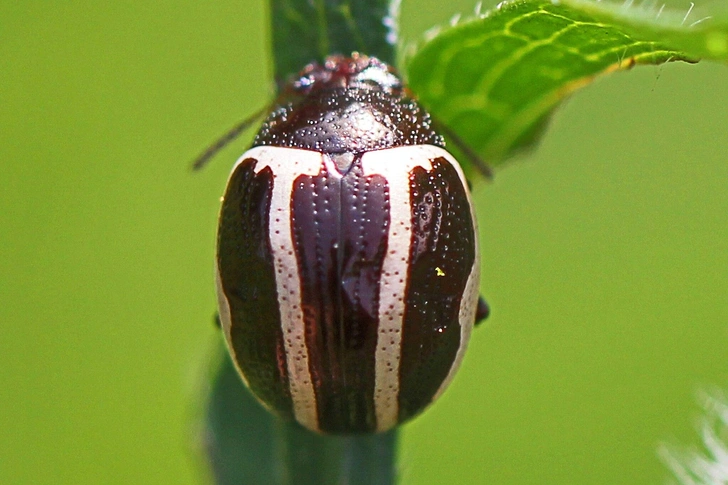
xmin=289 ymin=53 xmax=403 ymax=97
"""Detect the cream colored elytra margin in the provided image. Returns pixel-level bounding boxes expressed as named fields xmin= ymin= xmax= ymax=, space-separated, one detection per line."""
xmin=215 ymin=265 xmax=246 ymax=383
xmin=216 ymin=145 xmax=323 ymax=432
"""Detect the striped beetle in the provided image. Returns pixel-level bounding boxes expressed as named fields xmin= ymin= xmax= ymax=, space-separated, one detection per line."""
xmin=209 ymin=54 xmax=489 ymax=434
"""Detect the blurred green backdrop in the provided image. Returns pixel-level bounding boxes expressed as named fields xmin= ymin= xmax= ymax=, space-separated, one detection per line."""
xmin=1 ymin=1 xmax=726 ymax=483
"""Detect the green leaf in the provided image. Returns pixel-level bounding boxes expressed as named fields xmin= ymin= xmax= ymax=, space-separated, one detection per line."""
xmin=404 ymin=0 xmax=726 ymax=173
xmin=562 ymin=0 xmax=728 ymax=61
xmin=201 ymin=338 xmax=398 ymax=485
xmin=270 ymin=0 xmax=397 ymax=84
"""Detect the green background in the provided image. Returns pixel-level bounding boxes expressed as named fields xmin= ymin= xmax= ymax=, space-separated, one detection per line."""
xmin=1 ymin=1 xmax=726 ymax=483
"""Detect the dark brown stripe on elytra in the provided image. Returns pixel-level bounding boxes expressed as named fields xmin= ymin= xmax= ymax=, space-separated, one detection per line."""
xmin=217 ymin=159 xmax=294 ymax=420
xmin=397 ymin=157 xmax=475 ymax=423
xmin=292 ymin=155 xmax=389 ymax=433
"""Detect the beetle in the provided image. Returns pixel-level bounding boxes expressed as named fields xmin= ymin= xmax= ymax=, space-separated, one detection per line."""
xmin=207 ymin=53 xmax=489 ymax=434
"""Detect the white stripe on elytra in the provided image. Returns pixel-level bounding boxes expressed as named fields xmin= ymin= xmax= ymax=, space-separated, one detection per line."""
xmin=218 ymin=145 xmax=323 ymax=432
xmin=432 ymin=148 xmax=480 ymax=403
xmin=362 ymin=145 xmax=444 ymax=432
xmin=363 ymin=145 xmax=480 ymax=430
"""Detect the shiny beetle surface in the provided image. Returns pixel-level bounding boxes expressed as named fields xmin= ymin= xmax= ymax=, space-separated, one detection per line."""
xmin=216 ymin=54 xmax=484 ymax=434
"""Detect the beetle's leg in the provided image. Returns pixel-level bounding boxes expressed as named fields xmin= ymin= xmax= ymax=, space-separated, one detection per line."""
xmin=475 ymin=296 xmax=490 ymax=326
xmin=213 ymin=312 xmax=221 ymax=329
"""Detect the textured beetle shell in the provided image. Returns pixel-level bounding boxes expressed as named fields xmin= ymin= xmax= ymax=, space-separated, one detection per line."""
xmin=216 ymin=145 xmax=479 ymax=434
xmin=215 ymin=56 xmax=480 ymax=434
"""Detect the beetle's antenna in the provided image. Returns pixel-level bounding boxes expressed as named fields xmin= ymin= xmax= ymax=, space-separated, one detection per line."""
xmin=191 ymin=105 xmax=271 ymax=171
xmin=434 ymin=121 xmax=494 ymax=180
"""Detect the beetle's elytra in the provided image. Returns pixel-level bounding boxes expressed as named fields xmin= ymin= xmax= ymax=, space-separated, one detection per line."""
xmin=215 ymin=54 xmax=487 ymax=434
